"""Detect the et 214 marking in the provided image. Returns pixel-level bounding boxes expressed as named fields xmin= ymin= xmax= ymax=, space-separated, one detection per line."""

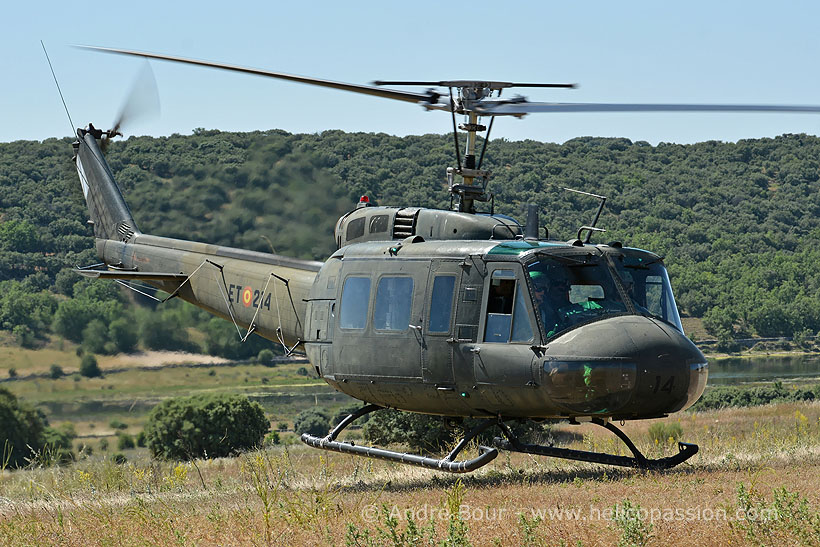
xmin=227 ymin=283 xmax=272 ymax=310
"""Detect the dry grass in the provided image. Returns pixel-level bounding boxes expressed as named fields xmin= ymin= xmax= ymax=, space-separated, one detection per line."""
xmin=1 ymin=402 xmax=819 ymax=545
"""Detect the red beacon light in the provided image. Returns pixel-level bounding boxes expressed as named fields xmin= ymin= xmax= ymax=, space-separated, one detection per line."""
xmin=357 ymin=195 xmax=371 ymax=208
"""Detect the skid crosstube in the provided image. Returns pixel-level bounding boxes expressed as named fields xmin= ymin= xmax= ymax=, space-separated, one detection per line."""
xmin=301 ymin=406 xmax=698 ymax=473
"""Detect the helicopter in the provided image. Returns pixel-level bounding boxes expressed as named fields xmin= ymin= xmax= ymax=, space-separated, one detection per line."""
xmin=68 ymin=46 xmax=820 ymax=473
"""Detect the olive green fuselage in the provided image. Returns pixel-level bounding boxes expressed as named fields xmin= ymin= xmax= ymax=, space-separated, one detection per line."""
xmin=99 ymin=229 xmax=706 ymax=422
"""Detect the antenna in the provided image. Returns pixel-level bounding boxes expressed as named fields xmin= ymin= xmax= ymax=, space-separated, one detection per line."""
xmin=41 ymin=41 xmax=75 ymax=135
xmin=564 ymin=187 xmax=607 ymax=243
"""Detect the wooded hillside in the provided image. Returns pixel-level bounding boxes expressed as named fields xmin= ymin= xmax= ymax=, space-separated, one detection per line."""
xmin=2 ymin=129 xmax=819 ymax=349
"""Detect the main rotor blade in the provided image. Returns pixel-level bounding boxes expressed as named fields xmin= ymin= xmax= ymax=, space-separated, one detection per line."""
xmin=373 ymin=80 xmax=577 ymax=90
xmin=76 ymin=45 xmax=441 ymax=106
xmin=475 ymin=101 xmax=820 ymax=116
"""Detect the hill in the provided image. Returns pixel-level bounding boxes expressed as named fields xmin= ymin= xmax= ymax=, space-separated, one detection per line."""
xmin=2 ymin=130 xmax=820 ymax=348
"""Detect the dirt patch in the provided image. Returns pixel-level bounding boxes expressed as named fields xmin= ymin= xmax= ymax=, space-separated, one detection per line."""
xmin=100 ymin=351 xmax=231 ymax=369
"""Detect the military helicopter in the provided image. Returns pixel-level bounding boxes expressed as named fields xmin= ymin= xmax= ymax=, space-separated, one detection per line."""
xmin=69 ymin=46 xmax=820 ymax=473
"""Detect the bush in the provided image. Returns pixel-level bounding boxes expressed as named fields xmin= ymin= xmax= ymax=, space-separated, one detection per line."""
xmin=117 ymin=433 xmax=135 ymax=450
xmin=363 ymin=410 xmax=454 ymax=453
xmin=294 ymin=408 xmax=331 ymax=437
xmin=136 ymin=430 xmax=147 ymax=447
xmin=7 ymin=368 xmax=16 ymax=378
xmin=296 ymin=367 xmax=308 ymax=376
xmin=41 ymin=424 xmax=77 ymax=465
xmin=144 ymin=393 xmax=269 ymax=460
xmin=257 ymin=348 xmax=275 ymax=365
xmin=112 ymin=452 xmax=127 ymax=464
xmin=109 ymin=419 xmax=128 ymax=430
xmin=79 ymin=355 xmax=101 ymax=378
xmin=99 ymin=438 xmax=109 ymax=451
xmin=49 ymin=364 xmax=64 ymax=379
xmin=692 ymin=383 xmax=819 ymax=411
xmin=0 ymin=387 xmax=48 ymax=468
xmin=363 ymin=411 xmax=551 ymax=454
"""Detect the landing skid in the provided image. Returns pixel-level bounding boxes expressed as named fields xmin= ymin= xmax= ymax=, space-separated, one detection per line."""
xmin=494 ymin=418 xmax=698 ymax=470
xmin=300 ymin=407 xmax=698 ymax=473
xmin=300 ymin=404 xmax=498 ymax=473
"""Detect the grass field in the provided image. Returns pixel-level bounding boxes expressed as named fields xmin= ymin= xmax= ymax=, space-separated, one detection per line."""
xmin=1 ymin=341 xmax=820 ymax=544
xmin=0 ymin=401 xmax=818 ymax=545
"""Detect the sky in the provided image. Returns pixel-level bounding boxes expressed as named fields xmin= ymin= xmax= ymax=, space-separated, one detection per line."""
xmin=4 ymin=1 xmax=820 ymax=145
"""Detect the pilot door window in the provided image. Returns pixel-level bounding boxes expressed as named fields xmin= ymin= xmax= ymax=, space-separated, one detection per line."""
xmin=339 ymin=276 xmax=371 ymax=329
xmin=483 ymin=270 xmax=534 ymax=343
xmin=373 ymin=276 xmax=414 ymax=331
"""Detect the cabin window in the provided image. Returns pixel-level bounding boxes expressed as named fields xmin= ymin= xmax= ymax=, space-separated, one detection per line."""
xmin=429 ymin=275 xmax=456 ymax=333
xmin=374 ymin=276 xmax=414 ymax=331
xmin=369 ymin=214 xmax=389 ymax=234
xmin=484 ymin=269 xmax=533 ymax=343
xmin=346 ymin=217 xmax=365 ymax=241
xmin=340 ymin=276 xmax=371 ymax=329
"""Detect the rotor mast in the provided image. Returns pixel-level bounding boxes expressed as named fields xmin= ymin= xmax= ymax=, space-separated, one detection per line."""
xmin=448 ymin=88 xmax=493 ymax=214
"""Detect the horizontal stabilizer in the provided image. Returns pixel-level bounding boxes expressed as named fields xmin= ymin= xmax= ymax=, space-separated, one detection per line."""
xmin=77 ymin=269 xmax=188 ymax=281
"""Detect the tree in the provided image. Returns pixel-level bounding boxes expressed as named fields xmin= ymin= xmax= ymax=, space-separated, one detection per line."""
xmin=144 ymin=393 xmax=269 ymax=460
xmin=109 ymin=317 xmax=138 ymax=353
xmin=82 ymin=319 xmax=109 ymax=354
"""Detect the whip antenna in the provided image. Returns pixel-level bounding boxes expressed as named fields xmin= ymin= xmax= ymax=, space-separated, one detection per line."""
xmin=41 ymin=41 xmax=75 ymax=135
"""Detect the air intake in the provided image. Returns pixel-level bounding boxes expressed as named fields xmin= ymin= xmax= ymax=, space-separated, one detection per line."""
xmin=392 ymin=208 xmax=420 ymax=238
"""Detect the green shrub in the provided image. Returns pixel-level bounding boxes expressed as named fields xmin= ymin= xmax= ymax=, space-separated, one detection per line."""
xmin=692 ymin=384 xmax=819 ymax=411
xmin=364 ymin=411 xmax=550 ymax=454
xmin=7 ymin=368 xmax=16 ymax=378
xmin=296 ymin=366 xmax=309 ymax=376
xmin=109 ymin=419 xmax=128 ymax=430
xmin=144 ymin=393 xmax=269 ymax=460
xmin=0 ymin=387 xmax=48 ymax=468
xmin=99 ymin=438 xmax=109 ymax=452
xmin=135 ymin=430 xmax=146 ymax=447
xmin=49 ymin=364 xmax=64 ymax=379
xmin=41 ymin=424 xmax=77 ymax=465
xmin=294 ymin=408 xmax=331 ymax=437
xmin=117 ymin=433 xmax=135 ymax=450
xmin=257 ymin=348 xmax=275 ymax=365
xmin=112 ymin=452 xmax=127 ymax=464
xmin=79 ymin=355 xmax=101 ymax=378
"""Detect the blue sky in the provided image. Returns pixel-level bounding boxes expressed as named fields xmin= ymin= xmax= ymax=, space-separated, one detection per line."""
xmin=4 ymin=1 xmax=820 ymax=144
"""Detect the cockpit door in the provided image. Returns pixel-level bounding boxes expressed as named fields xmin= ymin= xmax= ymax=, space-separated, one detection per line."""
xmin=473 ymin=265 xmax=539 ymax=387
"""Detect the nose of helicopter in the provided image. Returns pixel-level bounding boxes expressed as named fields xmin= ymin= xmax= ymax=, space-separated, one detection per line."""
xmin=542 ymin=316 xmax=708 ymax=417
